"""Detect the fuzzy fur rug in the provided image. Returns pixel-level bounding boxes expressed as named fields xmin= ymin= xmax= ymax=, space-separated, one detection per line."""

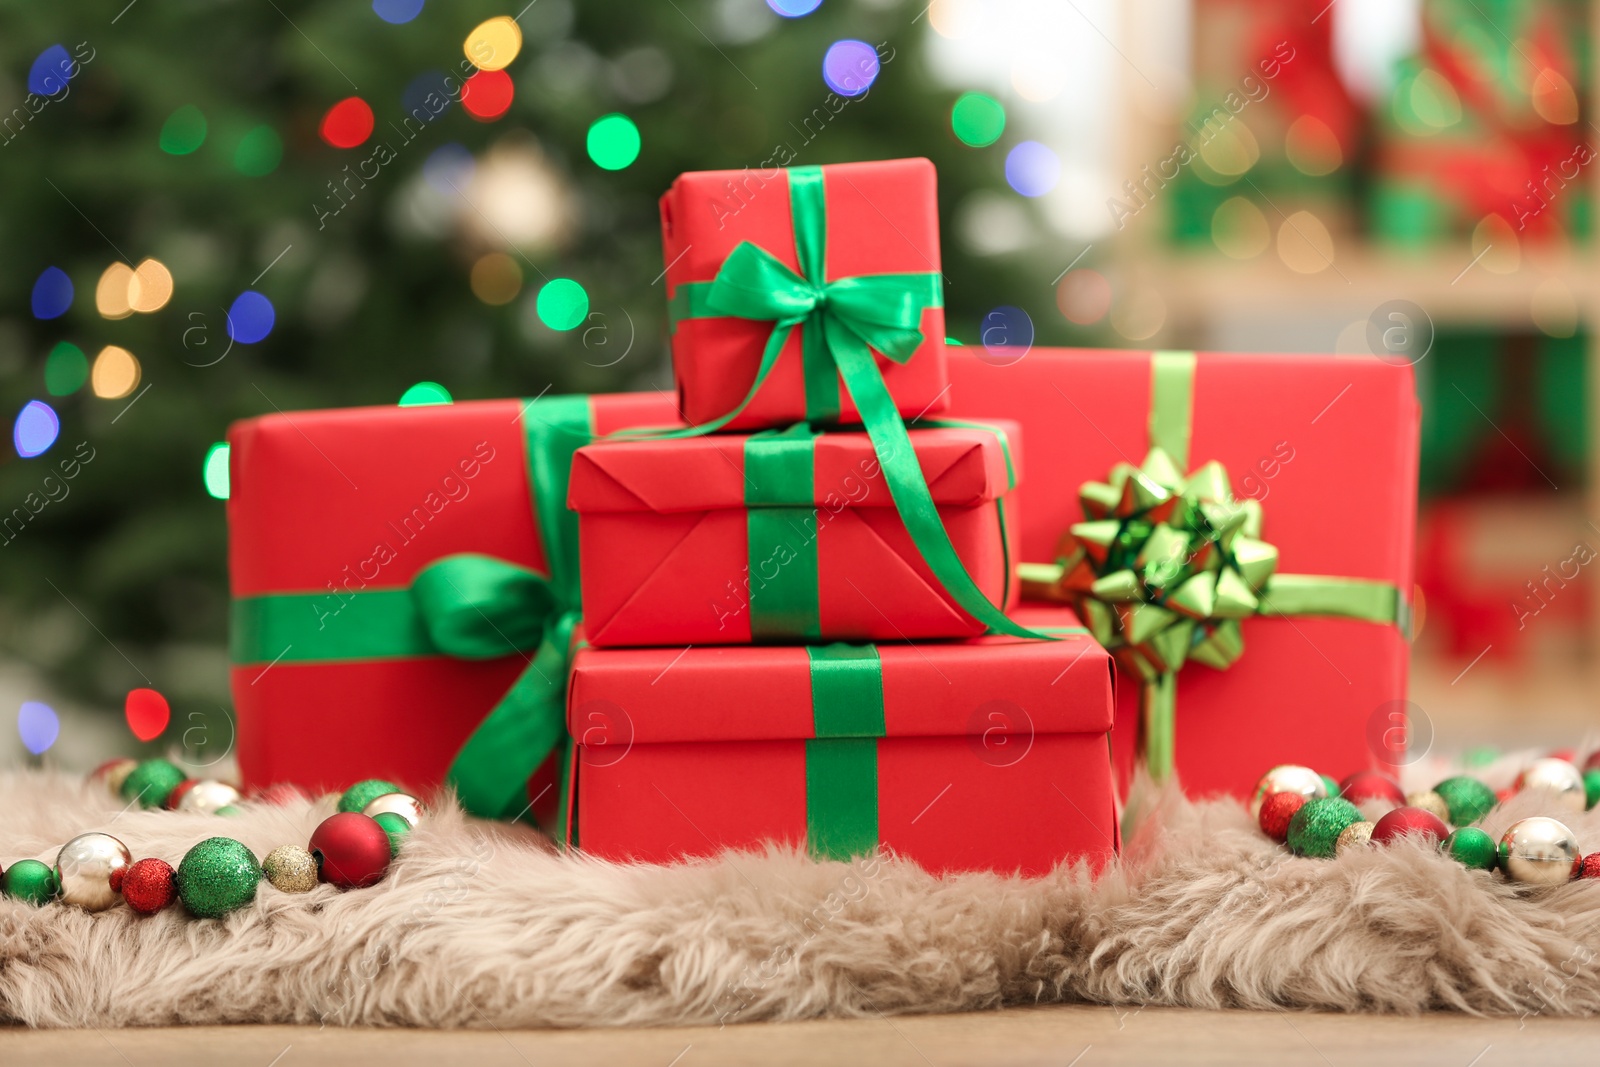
xmin=2 ymin=754 xmax=1599 ymax=1028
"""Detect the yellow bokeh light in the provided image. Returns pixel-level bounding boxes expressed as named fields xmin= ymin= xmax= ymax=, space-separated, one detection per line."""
xmin=1284 ymin=115 xmax=1342 ymax=177
xmin=464 ymin=16 xmax=523 ymax=72
xmin=1276 ymin=211 xmax=1336 ymax=274
xmin=129 ymin=257 xmax=174 ymax=313
xmin=1195 ymin=121 xmax=1260 ymax=183
xmin=928 ymin=0 xmax=976 ymax=39
xmin=1110 ymin=287 xmax=1166 ymax=341
xmin=1531 ymin=68 xmax=1579 ymax=125
xmin=96 ymin=263 xmax=136 ymax=320
xmin=1471 ymin=213 xmax=1520 ymax=274
xmin=1010 ymin=53 xmax=1065 ymax=103
xmin=1211 ymin=197 xmax=1270 ymax=260
xmin=92 ymin=345 xmax=141 ymax=399
xmin=470 ymin=252 xmax=523 ymax=305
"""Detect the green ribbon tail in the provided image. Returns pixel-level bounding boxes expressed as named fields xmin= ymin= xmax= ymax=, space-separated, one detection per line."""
xmin=1257 ymin=574 xmax=1401 ymax=623
xmin=1142 ymin=671 xmax=1177 ymax=783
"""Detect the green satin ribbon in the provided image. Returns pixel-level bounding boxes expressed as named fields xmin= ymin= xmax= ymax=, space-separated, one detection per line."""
xmin=231 ymin=395 xmax=597 ymax=824
xmin=1023 ymin=352 xmax=1405 ymax=781
xmin=805 ymin=644 xmax=885 ymax=860
xmin=665 ymin=165 xmax=1040 ymax=642
xmin=745 ymin=425 xmax=822 ymax=639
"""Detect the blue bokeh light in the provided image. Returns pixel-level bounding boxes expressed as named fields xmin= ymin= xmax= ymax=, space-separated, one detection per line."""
xmin=18 ymin=701 xmax=60 ymax=755
xmin=979 ymin=307 xmax=1035 ymax=367
xmin=28 ymin=44 xmax=74 ymax=97
xmin=402 ymin=70 xmax=452 ymax=123
xmin=13 ymin=401 xmax=60 ymax=459
xmin=372 ymin=0 xmax=425 ymax=24
xmin=822 ymin=40 xmax=879 ymax=98
xmin=31 ymin=266 xmax=73 ymax=319
xmin=1005 ymin=141 xmax=1061 ymax=197
xmin=226 ymin=290 xmax=276 ymax=345
xmin=768 ymin=0 xmax=822 ymax=16
xmin=424 ymin=143 xmax=475 ymax=194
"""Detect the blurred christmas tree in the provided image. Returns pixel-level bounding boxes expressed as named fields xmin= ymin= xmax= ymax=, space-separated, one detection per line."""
xmin=0 ymin=0 xmax=1046 ymax=729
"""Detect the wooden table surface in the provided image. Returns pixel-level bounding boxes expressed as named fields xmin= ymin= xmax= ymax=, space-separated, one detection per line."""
xmin=5 ymin=1004 xmax=1595 ymax=1066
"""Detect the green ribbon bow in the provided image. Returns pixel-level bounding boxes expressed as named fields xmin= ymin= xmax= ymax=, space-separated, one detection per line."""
xmin=1020 ymin=352 xmax=1404 ymax=780
xmin=666 ymin=165 xmax=1038 ymax=641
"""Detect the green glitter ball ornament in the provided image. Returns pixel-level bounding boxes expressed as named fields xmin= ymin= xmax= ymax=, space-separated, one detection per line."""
xmin=1287 ymin=797 xmax=1365 ymax=858
xmin=1320 ymin=774 xmax=1341 ymax=797
xmin=339 ymin=779 xmax=404 ymax=814
xmin=2 ymin=858 xmax=59 ymax=904
xmin=176 ymin=837 xmax=261 ymax=918
xmin=373 ymin=811 xmax=412 ymax=857
xmin=120 ymin=759 xmax=188 ymax=808
xmin=1433 ymin=776 xmax=1497 ymax=825
xmin=1445 ymin=827 xmax=1498 ymax=870
xmin=1584 ymin=769 xmax=1600 ymax=811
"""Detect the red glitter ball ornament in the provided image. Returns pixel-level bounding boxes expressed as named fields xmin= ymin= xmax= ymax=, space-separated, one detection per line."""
xmin=1371 ymin=806 xmax=1450 ymax=846
xmin=121 ymin=857 xmax=177 ymax=915
xmin=1258 ymin=791 xmax=1307 ymax=843
xmin=1338 ymin=770 xmax=1406 ymax=808
xmin=309 ymin=813 xmax=392 ymax=889
xmin=1579 ymin=854 xmax=1600 ymax=880
xmin=165 ymin=778 xmax=200 ymax=810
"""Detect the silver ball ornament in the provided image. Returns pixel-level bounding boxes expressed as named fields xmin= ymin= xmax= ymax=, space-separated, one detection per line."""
xmin=361 ymin=792 xmax=424 ymax=828
xmin=178 ymin=780 xmax=243 ymax=815
xmin=1250 ymin=765 xmax=1326 ymax=818
xmin=55 ymin=832 xmax=133 ymax=911
xmin=1515 ymin=758 xmax=1587 ymax=813
xmin=1497 ymin=817 xmax=1581 ymax=885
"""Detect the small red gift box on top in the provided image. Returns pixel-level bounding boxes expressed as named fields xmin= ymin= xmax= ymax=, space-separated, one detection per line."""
xmin=564 ymin=605 xmax=1118 ymax=874
xmin=947 ymin=348 xmax=1419 ymax=800
xmin=567 ymin=421 xmax=1020 ymax=648
xmin=660 ymin=157 xmax=949 ymax=431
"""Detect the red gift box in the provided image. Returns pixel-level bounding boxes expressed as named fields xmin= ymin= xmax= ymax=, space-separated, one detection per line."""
xmin=947 ymin=348 xmax=1419 ymax=800
xmin=564 ymin=605 xmax=1118 ymax=874
xmin=661 ymin=158 xmax=949 ymax=430
xmin=568 ymin=422 xmax=1021 ymax=648
xmin=226 ymin=392 xmax=680 ymax=815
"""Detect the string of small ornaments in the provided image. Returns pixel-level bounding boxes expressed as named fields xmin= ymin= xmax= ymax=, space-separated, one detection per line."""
xmin=0 ymin=758 xmax=422 ymax=917
xmin=1253 ymin=750 xmax=1600 ymax=885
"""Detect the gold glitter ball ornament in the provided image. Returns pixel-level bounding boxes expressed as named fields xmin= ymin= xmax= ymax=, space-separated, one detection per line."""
xmin=55 ymin=832 xmax=133 ymax=911
xmin=362 ymin=792 xmax=424 ymax=828
xmin=1404 ymin=790 xmax=1451 ymax=824
xmin=1249 ymin=765 xmax=1327 ymax=819
xmin=1515 ymin=758 xmax=1587 ymax=813
xmin=1336 ymin=820 xmax=1375 ymax=856
xmin=262 ymin=845 xmax=318 ymax=894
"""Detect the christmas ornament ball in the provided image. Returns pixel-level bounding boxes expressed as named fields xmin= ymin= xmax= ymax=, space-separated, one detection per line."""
xmin=1497 ymin=817 xmax=1581 ymax=885
xmin=1579 ymin=854 xmax=1600 ymax=880
xmin=2 ymin=858 xmax=59 ymax=904
xmin=373 ymin=812 xmax=412 ymax=857
xmin=1372 ymin=806 xmax=1450 ymax=846
xmin=362 ymin=792 xmax=424 ymax=828
xmin=1335 ymin=820 xmax=1375 ymax=856
xmin=338 ymin=779 xmax=405 ymax=815
xmin=1585 ymin=769 xmax=1600 ymax=811
xmin=310 ymin=813 xmax=392 ymax=888
xmin=91 ymin=757 xmax=140 ymax=795
xmin=1250 ymin=765 xmax=1326 ymax=819
xmin=178 ymin=780 xmax=243 ymax=815
xmin=1258 ymin=791 xmax=1307 ymax=843
xmin=1286 ymin=797 xmax=1365 ymax=858
xmin=121 ymin=858 xmax=178 ymax=914
xmin=1403 ymin=790 xmax=1452 ymax=824
xmin=164 ymin=778 xmax=199 ymax=810
xmin=55 ymin=832 xmax=133 ymax=910
xmin=1320 ymin=774 xmax=1340 ymax=798
xmin=1515 ymin=758 xmax=1587 ymax=813
xmin=120 ymin=759 xmax=188 ymax=809
xmin=1444 ymin=827 xmax=1499 ymax=870
xmin=262 ymin=845 xmax=319 ymax=893
xmin=1433 ymin=776 xmax=1498 ymax=826
xmin=1337 ymin=771 xmax=1406 ymax=808
xmin=176 ymin=837 xmax=261 ymax=917
xmin=1584 ymin=750 xmax=1600 ymax=773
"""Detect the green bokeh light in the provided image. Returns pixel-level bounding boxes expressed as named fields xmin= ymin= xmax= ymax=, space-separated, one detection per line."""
xmin=398 ymin=381 xmax=453 ymax=406
xmin=44 ymin=341 xmax=88 ymax=396
xmin=203 ymin=442 xmax=230 ymax=500
xmin=586 ymin=113 xmax=641 ymax=170
xmin=536 ymin=279 xmax=589 ymax=331
xmin=951 ymin=92 xmax=1005 ymax=148
xmin=234 ymin=125 xmax=283 ymax=176
xmin=160 ymin=105 xmax=208 ymax=155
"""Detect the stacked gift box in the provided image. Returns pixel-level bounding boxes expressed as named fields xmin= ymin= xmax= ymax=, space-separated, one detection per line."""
xmin=226 ymin=156 xmax=1420 ymax=877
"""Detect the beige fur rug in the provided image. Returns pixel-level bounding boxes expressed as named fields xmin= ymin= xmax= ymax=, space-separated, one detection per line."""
xmin=2 ymin=755 xmax=1599 ymax=1028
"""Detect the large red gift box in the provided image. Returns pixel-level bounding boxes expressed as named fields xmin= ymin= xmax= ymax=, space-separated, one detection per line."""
xmin=947 ymin=348 xmax=1419 ymax=800
xmin=661 ymin=158 xmax=949 ymax=430
xmin=226 ymin=393 xmax=680 ymax=809
xmin=564 ymin=605 xmax=1118 ymax=874
xmin=568 ymin=422 xmax=1020 ymax=648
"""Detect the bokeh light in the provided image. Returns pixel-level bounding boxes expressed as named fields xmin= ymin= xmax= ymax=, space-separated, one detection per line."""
xmin=424 ymin=143 xmax=475 ymax=193
xmin=1010 ymin=52 xmax=1065 ymax=102
xmin=1055 ymin=269 xmax=1111 ymax=326
xmin=462 ymin=70 xmax=514 ymax=121
xmin=587 ymin=113 xmax=641 ymax=170
xmin=91 ymin=346 xmax=141 ymax=399
xmin=124 ymin=687 xmax=171 ymax=742
xmin=227 ymin=290 xmax=276 ymax=344
xmin=27 ymin=45 xmax=73 ymax=97
xmin=1408 ymin=69 xmax=1462 ymax=131
xmin=1276 ymin=211 xmax=1336 ymax=274
xmin=767 ymin=0 xmax=822 ymax=15
xmin=13 ymin=401 xmax=60 ymax=459
xmin=465 ymin=16 xmax=523 ymax=72
xmin=44 ymin=342 xmax=88 ymax=396
xmin=95 ymin=262 xmax=136 ymax=319
xmin=979 ymin=306 xmax=1034 ymax=365
xmin=18 ymin=701 xmax=59 ymax=756
xmin=1110 ymin=287 xmax=1167 ymax=341
xmin=1471 ymin=213 xmax=1520 ymax=274
xmin=950 ymin=92 xmax=1005 ymax=147
xmin=129 ymin=257 xmax=174 ymax=313
xmin=372 ymin=0 xmax=424 ymax=24
xmin=1196 ymin=123 xmax=1259 ymax=182
xmin=320 ymin=97 xmax=375 ymax=148
xmin=823 ymin=39 xmax=879 ymax=97
xmin=1004 ymin=141 xmax=1060 ymax=197
xmin=1211 ymin=197 xmax=1270 ymax=259
xmin=537 ymin=278 xmax=589 ymax=331
xmin=203 ymin=442 xmax=230 ymax=500
xmin=399 ymin=382 xmax=453 ymax=407
xmin=403 ymin=71 xmax=453 ymax=122
xmin=31 ymin=266 xmax=73 ymax=320
xmin=160 ymin=105 xmax=208 ymax=155
xmin=470 ymin=252 xmax=524 ymax=305
xmin=234 ymin=125 xmax=283 ymax=176
xmin=1284 ymin=115 xmax=1342 ymax=177
xmin=1531 ymin=68 xmax=1579 ymax=125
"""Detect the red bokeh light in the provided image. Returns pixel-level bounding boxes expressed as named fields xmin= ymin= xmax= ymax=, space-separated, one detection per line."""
xmin=461 ymin=70 xmax=514 ymax=121
xmin=320 ymin=96 xmax=375 ymax=148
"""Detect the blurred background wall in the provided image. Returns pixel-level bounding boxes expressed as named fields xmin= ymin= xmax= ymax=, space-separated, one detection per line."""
xmin=0 ymin=0 xmax=1592 ymax=770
